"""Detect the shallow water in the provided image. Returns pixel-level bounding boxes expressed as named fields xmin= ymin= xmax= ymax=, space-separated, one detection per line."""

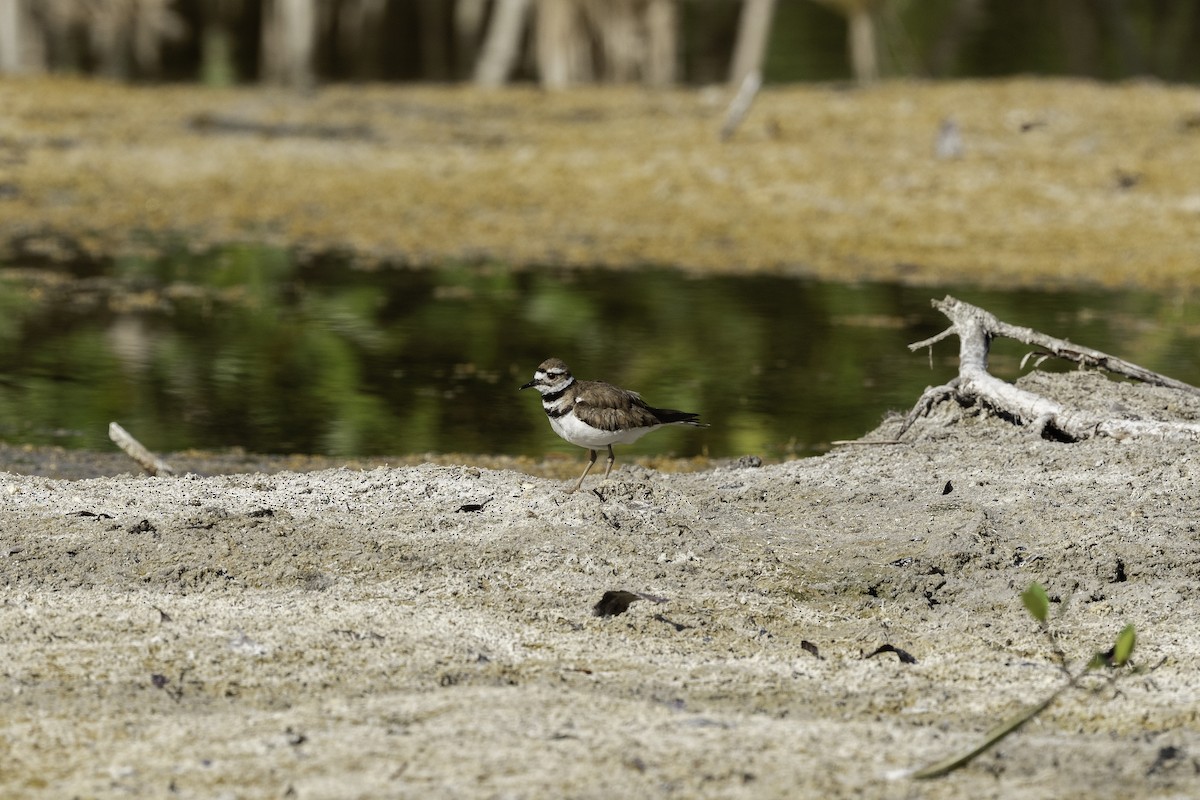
xmin=1 ymin=247 xmax=1196 ymax=459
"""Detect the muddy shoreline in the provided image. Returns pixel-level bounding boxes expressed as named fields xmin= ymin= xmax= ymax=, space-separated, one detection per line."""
xmin=3 ymin=371 xmax=1198 ymax=798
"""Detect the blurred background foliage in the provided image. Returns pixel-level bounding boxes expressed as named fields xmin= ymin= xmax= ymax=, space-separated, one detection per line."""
xmin=1 ymin=247 xmax=1196 ymax=458
xmin=0 ymin=0 xmax=1198 ymax=88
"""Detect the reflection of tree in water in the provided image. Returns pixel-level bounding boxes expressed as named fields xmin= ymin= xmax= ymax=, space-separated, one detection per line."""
xmin=0 ymin=248 xmax=1196 ymax=458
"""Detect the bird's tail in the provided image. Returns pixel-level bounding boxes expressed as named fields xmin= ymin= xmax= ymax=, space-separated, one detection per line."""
xmin=653 ymin=407 xmax=708 ymax=427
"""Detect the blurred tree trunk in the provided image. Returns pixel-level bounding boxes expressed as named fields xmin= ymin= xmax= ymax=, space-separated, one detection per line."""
xmin=644 ymin=0 xmax=678 ymax=86
xmin=0 ymin=0 xmax=22 ymax=73
xmin=846 ymin=0 xmax=878 ymax=82
xmin=336 ymin=0 xmax=386 ymax=79
xmin=30 ymin=1 xmax=80 ymax=72
xmin=813 ymin=0 xmax=881 ymax=83
xmin=583 ymin=0 xmax=640 ymax=82
xmin=454 ymin=0 xmax=489 ymax=79
xmin=474 ymin=0 xmax=530 ymax=87
xmin=545 ymin=0 xmax=676 ymax=87
xmin=132 ymin=0 xmax=185 ymax=78
xmin=88 ymin=0 xmax=182 ymax=80
xmin=90 ymin=0 xmax=135 ymax=79
xmin=730 ymin=0 xmax=776 ymax=86
xmin=261 ymin=0 xmax=316 ymax=87
xmin=536 ymin=0 xmax=590 ymax=88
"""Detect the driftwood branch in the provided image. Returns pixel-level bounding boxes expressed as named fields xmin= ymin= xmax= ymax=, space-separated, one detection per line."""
xmin=898 ymin=296 xmax=1200 ymax=443
xmin=719 ymin=69 xmax=761 ymax=141
xmin=108 ymin=422 xmax=175 ymax=476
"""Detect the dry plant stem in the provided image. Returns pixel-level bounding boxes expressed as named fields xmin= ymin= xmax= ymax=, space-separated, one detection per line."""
xmin=108 ymin=421 xmax=175 ymax=476
xmin=911 ymin=685 xmax=1066 ymax=780
xmin=913 ymin=611 xmax=1125 ymax=780
xmin=900 ymin=296 xmax=1200 ymax=442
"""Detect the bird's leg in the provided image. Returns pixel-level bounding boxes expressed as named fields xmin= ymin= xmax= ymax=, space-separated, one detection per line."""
xmin=569 ymin=449 xmax=598 ymax=493
xmin=603 ymin=445 xmax=615 ymax=479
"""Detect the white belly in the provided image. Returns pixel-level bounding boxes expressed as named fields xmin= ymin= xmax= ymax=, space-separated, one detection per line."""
xmin=550 ymin=412 xmax=660 ymax=449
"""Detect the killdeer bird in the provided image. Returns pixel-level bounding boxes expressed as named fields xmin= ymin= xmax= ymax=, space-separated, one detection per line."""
xmin=520 ymin=358 xmax=707 ymax=492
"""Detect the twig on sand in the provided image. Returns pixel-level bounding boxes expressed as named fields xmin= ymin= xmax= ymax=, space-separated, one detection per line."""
xmin=108 ymin=422 xmax=175 ymax=476
xmin=719 ymin=69 xmax=762 ymax=141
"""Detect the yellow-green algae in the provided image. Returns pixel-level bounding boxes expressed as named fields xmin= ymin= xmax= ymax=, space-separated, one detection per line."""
xmin=2 ymin=76 xmax=1199 ymax=290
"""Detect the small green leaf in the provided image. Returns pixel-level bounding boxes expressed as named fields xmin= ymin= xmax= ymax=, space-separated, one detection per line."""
xmin=1087 ymin=652 xmax=1108 ymax=670
xmin=1112 ymin=624 xmax=1136 ymax=667
xmin=1021 ymin=583 xmax=1049 ymax=624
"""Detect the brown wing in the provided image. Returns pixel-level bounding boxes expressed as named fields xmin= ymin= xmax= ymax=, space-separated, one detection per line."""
xmin=571 ymin=380 xmax=664 ymax=432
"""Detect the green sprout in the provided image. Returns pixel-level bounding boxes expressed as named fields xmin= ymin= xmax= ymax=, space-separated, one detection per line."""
xmin=913 ymin=582 xmax=1137 ymax=780
xmin=1020 ymin=582 xmax=1050 ymax=624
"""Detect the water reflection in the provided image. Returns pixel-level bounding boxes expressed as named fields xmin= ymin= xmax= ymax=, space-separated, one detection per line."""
xmin=0 ymin=247 xmax=1196 ymax=459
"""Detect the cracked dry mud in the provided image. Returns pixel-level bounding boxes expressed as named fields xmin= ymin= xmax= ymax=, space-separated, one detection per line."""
xmin=2 ymin=371 xmax=1198 ymax=799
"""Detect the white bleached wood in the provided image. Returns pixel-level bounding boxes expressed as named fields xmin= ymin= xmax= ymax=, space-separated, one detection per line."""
xmin=474 ymin=0 xmax=531 ymax=87
xmin=109 ymin=422 xmax=176 ymax=477
xmin=898 ymin=296 xmax=1200 ymax=443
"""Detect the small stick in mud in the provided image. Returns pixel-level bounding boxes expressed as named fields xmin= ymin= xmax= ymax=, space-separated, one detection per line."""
xmin=108 ymin=421 xmax=176 ymax=476
xmin=719 ymin=69 xmax=762 ymax=141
